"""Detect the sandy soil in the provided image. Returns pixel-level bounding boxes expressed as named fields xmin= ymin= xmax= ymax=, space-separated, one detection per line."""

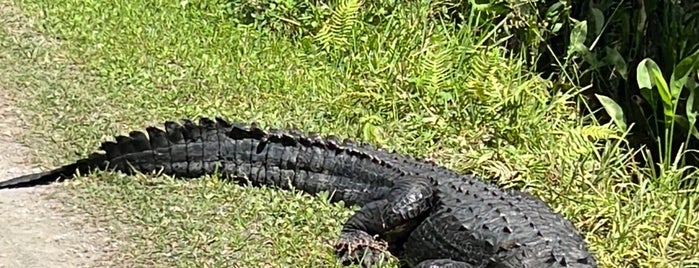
xmin=0 ymin=1 xmax=109 ymax=267
xmin=0 ymin=92 xmax=108 ymax=268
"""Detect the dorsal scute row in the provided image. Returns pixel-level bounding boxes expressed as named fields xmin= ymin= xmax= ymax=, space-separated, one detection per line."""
xmin=96 ymin=117 xmax=405 ymax=175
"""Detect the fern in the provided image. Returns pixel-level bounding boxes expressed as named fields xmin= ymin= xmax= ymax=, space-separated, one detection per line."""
xmin=314 ymin=0 xmax=362 ymax=52
xmin=552 ymin=124 xmax=619 ymax=157
xmin=419 ymin=33 xmax=453 ymax=96
xmin=464 ymin=49 xmax=502 ymax=102
xmin=579 ymin=124 xmax=618 ymax=142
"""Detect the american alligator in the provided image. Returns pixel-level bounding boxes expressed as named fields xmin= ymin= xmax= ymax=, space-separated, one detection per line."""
xmin=0 ymin=117 xmax=598 ymax=268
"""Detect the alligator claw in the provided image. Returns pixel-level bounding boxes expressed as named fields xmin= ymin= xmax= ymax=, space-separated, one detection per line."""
xmin=334 ymin=230 xmax=390 ymax=268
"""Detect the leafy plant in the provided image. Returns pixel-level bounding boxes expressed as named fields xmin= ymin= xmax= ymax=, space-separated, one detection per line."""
xmin=314 ymin=0 xmax=362 ymax=52
xmin=596 ymin=49 xmax=699 ymax=187
xmin=554 ymin=0 xmax=699 ymax=173
xmin=224 ymin=0 xmax=332 ymax=36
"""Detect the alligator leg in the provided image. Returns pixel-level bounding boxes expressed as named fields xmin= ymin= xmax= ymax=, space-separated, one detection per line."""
xmin=414 ymin=259 xmax=479 ymax=268
xmin=334 ymin=176 xmax=435 ymax=267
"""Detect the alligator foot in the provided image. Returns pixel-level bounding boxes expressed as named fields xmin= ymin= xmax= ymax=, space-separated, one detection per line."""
xmin=334 ymin=176 xmax=436 ymax=267
xmin=414 ymin=259 xmax=478 ymax=268
xmin=334 ymin=229 xmax=389 ymax=267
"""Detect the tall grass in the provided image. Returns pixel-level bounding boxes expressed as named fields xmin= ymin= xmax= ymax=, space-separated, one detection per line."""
xmin=0 ymin=0 xmax=697 ymax=266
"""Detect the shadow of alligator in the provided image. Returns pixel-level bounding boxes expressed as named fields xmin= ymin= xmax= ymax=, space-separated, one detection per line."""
xmin=0 ymin=117 xmax=598 ymax=268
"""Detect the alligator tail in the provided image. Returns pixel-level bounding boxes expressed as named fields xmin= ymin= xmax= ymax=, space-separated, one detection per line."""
xmin=0 ymin=152 xmax=108 ymax=189
xmin=0 ymin=117 xmax=403 ymax=206
xmin=0 ymin=117 xmax=236 ymax=189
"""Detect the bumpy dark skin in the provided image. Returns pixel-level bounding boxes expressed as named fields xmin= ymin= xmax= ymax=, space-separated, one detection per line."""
xmin=334 ymin=176 xmax=436 ymax=267
xmin=0 ymin=117 xmax=598 ymax=268
xmin=327 ymin=140 xmax=597 ymax=267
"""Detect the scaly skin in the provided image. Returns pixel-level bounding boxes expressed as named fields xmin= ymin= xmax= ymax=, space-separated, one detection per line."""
xmin=0 ymin=117 xmax=403 ymax=206
xmin=338 ymin=143 xmax=597 ymax=267
xmin=0 ymin=117 xmax=598 ymax=268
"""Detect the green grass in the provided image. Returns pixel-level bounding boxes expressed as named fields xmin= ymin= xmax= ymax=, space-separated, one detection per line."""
xmin=1 ymin=0 xmax=698 ymax=267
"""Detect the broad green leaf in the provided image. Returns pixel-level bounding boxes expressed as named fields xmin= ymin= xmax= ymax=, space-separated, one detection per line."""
xmin=671 ymin=49 xmax=699 ymax=99
xmin=673 ymin=49 xmax=699 ymax=79
xmin=605 ymin=47 xmax=628 ymax=80
xmin=590 ymin=8 xmax=605 ymax=36
xmin=634 ymin=60 xmax=652 ymax=108
xmin=595 ymin=94 xmax=627 ymax=132
xmin=637 ymin=58 xmax=673 ymax=122
xmin=568 ymin=20 xmax=588 ymax=56
xmin=570 ymin=20 xmax=587 ymax=46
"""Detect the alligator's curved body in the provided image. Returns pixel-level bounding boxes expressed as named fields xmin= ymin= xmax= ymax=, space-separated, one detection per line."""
xmin=0 ymin=117 xmax=598 ymax=268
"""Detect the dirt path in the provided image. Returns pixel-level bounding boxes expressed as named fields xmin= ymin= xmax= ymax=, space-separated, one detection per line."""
xmin=0 ymin=98 xmax=105 ymax=268
xmin=0 ymin=1 xmax=109 ymax=267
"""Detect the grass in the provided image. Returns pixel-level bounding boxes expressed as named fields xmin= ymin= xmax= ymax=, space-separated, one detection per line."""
xmin=0 ymin=0 xmax=697 ymax=267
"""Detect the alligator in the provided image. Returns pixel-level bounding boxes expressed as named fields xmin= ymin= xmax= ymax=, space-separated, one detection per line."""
xmin=0 ymin=117 xmax=598 ymax=268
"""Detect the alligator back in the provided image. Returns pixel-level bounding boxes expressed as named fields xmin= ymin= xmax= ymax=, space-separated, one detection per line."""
xmin=338 ymin=136 xmax=597 ymax=267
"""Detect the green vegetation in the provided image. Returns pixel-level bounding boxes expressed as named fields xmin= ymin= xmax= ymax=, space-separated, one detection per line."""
xmin=0 ymin=0 xmax=697 ymax=267
xmin=562 ymin=0 xmax=699 ymax=173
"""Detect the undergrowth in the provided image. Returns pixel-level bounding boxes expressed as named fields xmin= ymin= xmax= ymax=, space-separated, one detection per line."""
xmin=0 ymin=0 xmax=697 ymax=267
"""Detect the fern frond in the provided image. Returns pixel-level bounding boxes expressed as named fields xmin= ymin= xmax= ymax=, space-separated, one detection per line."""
xmin=420 ymin=36 xmax=453 ymax=95
xmin=553 ymin=124 xmax=620 ymax=158
xmin=579 ymin=124 xmax=619 ymax=142
xmin=315 ymin=0 xmax=362 ymax=52
xmin=465 ymin=49 xmax=505 ymax=102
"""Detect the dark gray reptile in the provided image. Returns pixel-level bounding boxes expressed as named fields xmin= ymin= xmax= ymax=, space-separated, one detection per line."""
xmin=0 ymin=117 xmax=598 ymax=268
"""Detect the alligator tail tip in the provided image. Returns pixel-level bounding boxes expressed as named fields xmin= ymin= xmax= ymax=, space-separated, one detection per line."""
xmin=0 ymin=169 xmax=67 ymax=189
xmin=0 ymin=153 xmax=107 ymax=190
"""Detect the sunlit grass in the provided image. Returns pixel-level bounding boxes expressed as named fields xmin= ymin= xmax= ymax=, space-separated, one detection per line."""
xmin=0 ymin=0 xmax=697 ymax=266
